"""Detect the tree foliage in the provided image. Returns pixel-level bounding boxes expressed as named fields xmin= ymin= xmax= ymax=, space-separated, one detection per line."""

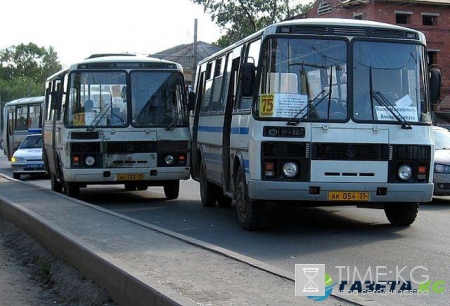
xmin=0 ymin=43 xmax=62 ymax=102
xmin=192 ymin=0 xmax=313 ymax=47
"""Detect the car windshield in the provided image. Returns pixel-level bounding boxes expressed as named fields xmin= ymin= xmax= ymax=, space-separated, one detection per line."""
xmin=19 ymin=135 xmax=42 ymax=149
xmin=434 ymin=129 xmax=450 ymax=150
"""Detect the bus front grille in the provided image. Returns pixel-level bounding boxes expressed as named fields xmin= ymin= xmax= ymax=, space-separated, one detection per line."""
xmin=311 ymin=143 xmax=389 ymax=161
xmin=106 ymin=142 xmax=157 ymax=154
xmin=71 ymin=131 xmax=99 ymax=139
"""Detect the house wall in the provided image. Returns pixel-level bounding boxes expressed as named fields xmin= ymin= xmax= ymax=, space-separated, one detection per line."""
xmin=306 ymin=0 xmax=450 ymax=110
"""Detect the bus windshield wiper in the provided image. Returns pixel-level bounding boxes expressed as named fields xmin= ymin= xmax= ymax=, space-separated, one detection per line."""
xmin=87 ymin=104 xmax=111 ymax=131
xmin=368 ymin=66 xmax=411 ymax=129
xmin=287 ymin=90 xmax=328 ymax=125
xmin=287 ymin=65 xmax=333 ymax=126
xmin=371 ymin=91 xmax=412 ymax=129
xmin=165 ymin=111 xmax=179 ymax=130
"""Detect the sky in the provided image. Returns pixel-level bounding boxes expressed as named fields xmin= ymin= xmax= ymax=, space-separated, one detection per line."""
xmin=0 ymin=0 xmax=311 ymax=68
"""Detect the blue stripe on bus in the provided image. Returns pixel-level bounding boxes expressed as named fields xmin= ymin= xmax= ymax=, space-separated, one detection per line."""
xmin=198 ymin=126 xmax=249 ymax=135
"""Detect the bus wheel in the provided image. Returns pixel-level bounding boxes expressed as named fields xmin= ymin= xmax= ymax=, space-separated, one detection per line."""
xmin=65 ymin=182 xmax=80 ymax=198
xmin=200 ymin=162 xmax=218 ymax=207
xmin=384 ymin=202 xmax=419 ymax=226
xmin=234 ymin=166 xmax=266 ymax=230
xmin=50 ymin=172 xmax=62 ymax=193
xmin=124 ymin=183 xmax=137 ymax=191
xmin=164 ymin=180 xmax=180 ymax=200
xmin=217 ymin=195 xmax=232 ymax=208
xmin=13 ymin=173 xmax=20 ymax=180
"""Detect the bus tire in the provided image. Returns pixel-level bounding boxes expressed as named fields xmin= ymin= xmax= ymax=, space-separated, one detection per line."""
xmin=200 ymin=162 xmax=218 ymax=207
xmin=164 ymin=180 xmax=180 ymax=200
xmin=65 ymin=182 xmax=80 ymax=198
xmin=234 ymin=166 xmax=266 ymax=231
xmin=384 ymin=202 xmax=418 ymax=226
xmin=50 ymin=172 xmax=62 ymax=193
xmin=124 ymin=183 xmax=137 ymax=191
xmin=13 ymin=173 xmax=20 ymax=180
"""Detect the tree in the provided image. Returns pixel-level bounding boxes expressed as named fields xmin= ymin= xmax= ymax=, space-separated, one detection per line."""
xmin=192 ymin=0 xmax=313 ymax=47
xmin=0 ymin=43 xmax=62 ymax=102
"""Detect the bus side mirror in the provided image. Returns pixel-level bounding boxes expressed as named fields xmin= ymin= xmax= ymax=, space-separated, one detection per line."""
xmin=188 ymin=91 xmax=196 ymax=111
xmin=430 ymin=67 xmax=442 ymax=105
xmin=241 ymin=62 xmax=256 ymax=97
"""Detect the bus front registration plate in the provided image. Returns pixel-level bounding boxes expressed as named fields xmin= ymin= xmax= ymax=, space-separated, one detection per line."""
xmin=116 ymin=173 xmax=145 ymax=181
xmin=328 ymin=191 xmax=369 ymax=201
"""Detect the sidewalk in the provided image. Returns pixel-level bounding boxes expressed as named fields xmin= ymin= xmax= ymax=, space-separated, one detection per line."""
xmin=0 ymin=174 xmax=351 ymax=306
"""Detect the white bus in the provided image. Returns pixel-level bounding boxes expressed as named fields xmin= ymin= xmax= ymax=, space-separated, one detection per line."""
xmin=190 ymin=18 xmax=442 ymax=230
xmin=2 ymin=96 xmax=44 ymax=160
xmin=43 ymin=55 xmax=190 ymax=198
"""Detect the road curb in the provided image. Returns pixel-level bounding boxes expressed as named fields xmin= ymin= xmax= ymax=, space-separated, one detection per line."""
xmin=0 ymin=188 xmax=195 ymax=306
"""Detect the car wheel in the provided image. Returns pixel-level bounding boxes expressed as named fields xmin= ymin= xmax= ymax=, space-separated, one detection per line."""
xmin=384 ymin=202 xmax=419 ymax=226
xmin=234 ymin=165 xmax=266 ymax=230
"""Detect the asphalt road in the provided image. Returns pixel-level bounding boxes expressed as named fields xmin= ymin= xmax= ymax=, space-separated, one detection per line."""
xmin=1 ymin=152 xmax=449 ymax=306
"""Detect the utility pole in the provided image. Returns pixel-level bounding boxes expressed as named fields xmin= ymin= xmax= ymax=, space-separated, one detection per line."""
xmin=192 ymin=18 xmax=198 ymax=85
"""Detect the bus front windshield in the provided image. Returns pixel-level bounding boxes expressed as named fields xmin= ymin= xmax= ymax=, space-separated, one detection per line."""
xmin=131 ymin=71 xmax=188 ymax=128
xmin=353 ymin=41 xmax=429 ymax=124
xmin=258 ymin=37 xmax=430 ymax=124
xmin=258 ymin=38 xmax=348 ymax=122
xmin=67 ymin=71 xmax=127 ymax=128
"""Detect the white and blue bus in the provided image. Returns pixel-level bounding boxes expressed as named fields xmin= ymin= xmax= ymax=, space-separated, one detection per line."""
xmin=2 ymin=96 xmax=44 ymax=160
xmin=43 ymin=55 xmax=190 ymax=198
xmin=190 ymin=18 xmax=442 ymax=230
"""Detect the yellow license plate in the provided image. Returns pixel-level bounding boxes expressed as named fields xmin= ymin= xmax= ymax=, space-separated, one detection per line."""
xmin=116 ymin=173 xmax=145 ymax=181
xmin=328 ymin=191 xmax=370 ymax=201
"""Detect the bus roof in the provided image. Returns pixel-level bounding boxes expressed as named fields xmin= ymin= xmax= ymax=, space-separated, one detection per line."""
xmin=5 ymin=96 xmax=45 ymax=106
xmin=198 ymin=17 xmax=425 ymax=66
xmin=69 ymin=55 xmax=183 ymax=71
xmin=47 ymin=55 xmax=184 ymax=81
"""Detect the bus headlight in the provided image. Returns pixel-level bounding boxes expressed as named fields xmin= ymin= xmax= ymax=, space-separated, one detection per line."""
xmin=397 ymin=164 xmax=412 ymax=181
xmin=85 ymin=156 xmax=95 ymax=167
xmin=164 ymin=155 xmax=174 ymax=165
xmin=282 ymin=162 xmax=298 ymax=178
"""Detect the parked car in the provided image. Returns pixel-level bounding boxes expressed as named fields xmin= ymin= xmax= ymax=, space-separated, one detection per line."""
xmin=10 ymin=134 xmax=46 ymax=180
xmin=433 ymin=126 xmax=450 ymax=196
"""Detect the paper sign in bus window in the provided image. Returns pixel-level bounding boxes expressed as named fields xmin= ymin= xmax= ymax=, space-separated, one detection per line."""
xmin=375 ymin=94 xmax=418 ymax=122
xmin=259 ymin=93 xmax=308 ymax=118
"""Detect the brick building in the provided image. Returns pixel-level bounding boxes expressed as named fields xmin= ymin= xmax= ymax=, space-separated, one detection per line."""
xmin=305 ymin=0 xmax=450 ymax=110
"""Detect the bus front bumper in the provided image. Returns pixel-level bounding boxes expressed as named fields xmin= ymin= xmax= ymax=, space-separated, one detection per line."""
xmin=62 ymin=167 xmax=190 ymax=184
xmin=247 ymin=180 xmax=434 ymax=203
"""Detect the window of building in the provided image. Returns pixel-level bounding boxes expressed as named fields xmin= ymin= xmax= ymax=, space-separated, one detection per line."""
xmin=353 ymin=12 xmax=363 ymax=20
xmin=395 ymin=12 xmax=412 ymax=24
xmin=422 ymin=13 xmax=438 ymax=26
xmin=317 ymin=2 xmax=333 ymax=16
xmin=428 ymin=51 xmax=438 ymax=66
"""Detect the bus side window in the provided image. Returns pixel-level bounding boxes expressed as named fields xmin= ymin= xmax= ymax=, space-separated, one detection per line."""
xmin=238 ymin=39 xmax=261 ymax=111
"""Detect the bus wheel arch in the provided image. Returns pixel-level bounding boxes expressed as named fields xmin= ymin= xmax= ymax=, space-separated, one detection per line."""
xmin=234 ymin=162 xmax=266 ymax=231
xmin=199 ymin=153 xmax=219 ymax=207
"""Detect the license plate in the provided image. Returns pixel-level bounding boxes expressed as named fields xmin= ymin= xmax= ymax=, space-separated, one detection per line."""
xmin=328 ymin=191 xmax=370 ymax=201
xmin=26 ymin=164 xmax=44 ymax=169
xmin=116 ymin=173 xmax=145 ymax=181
